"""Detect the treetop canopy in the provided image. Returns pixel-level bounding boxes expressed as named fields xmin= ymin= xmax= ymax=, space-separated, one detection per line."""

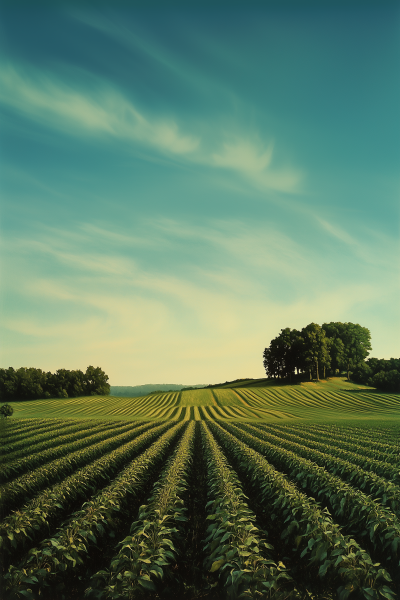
xmin=263 ymin=321 xmax=372 ymax=382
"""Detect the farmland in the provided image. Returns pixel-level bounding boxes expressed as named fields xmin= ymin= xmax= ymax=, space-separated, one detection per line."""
xmin=1 ymin=379 xmax=400 ymax=599
xmin=4 ymin=378 xmax=400 ymax=421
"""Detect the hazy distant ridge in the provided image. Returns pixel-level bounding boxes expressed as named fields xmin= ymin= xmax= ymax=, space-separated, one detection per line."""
xmin=110 ymin=384 xmax=206 ymax=397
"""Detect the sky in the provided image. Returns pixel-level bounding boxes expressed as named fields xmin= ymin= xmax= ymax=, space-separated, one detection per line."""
xmin=0 ymin=1 xmax=399 ymax=385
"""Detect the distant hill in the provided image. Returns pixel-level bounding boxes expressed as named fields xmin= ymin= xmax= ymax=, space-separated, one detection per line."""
xmin=110 ymin=384 xmax=206 ymax=397
xmin=205 ymin=378 xmax=269 ymax=388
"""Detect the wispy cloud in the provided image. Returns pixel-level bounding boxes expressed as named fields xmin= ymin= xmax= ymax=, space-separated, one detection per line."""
xmin=4 ymin=216 xmax=396 ymax=315
xmin=316 ymin=217 xmax=399 ymax=268
xmin=152 ymin=217 xmax=311 ymax=283
xmin=2 ymin=217 xmax=398 ymax=381
xmin=0 ymin=56 xmax=303 ymax=194
xmin=316 ymin=218 xmax=358 ymax=247
xmin=213 ymin=140 xmax=274 ymax=173
xmin=0 ymin=62 xmax=199 ymax=155
xmin=211 ymin=139 xmax=302 ymax=193
xmin=67 ymin=11 xmax=305 ymax=194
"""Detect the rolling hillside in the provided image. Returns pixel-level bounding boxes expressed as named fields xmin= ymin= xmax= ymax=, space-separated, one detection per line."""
xmin=5 ymin=378 xmax=400 ymax=421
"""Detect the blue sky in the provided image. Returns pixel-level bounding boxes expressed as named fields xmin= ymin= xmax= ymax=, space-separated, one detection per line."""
xmin=1 ymin=2 xmax=399 ymax=385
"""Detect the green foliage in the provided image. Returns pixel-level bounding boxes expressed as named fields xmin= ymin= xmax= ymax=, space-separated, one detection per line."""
xmin=0 ymin=403 xmax=14 ymax=417
xmin=228 ymin=422 xmax=400 ymax=517
xmin=1 ymin=416 xmax=400 ymax=598
xmin=322 ymin=322 xmax=372 ymax=380
xmin=0 ymin=365 xmax=110 ymax=402
xmin=4 ymin=422 xmax=184 ymax=599
xmin=256 ymin=421 xmax=400 ymax=466
xmin=87 ymin=422 xmax=195 ymax=599
xmin=302 ymin=322 xmax=331 ymax=380
xmin=252 ymin=422 xmax=400 ymax=484
xmin=369 ymin=370 xmax=400 ymax=392
xmin=263 ymin=328 xmax=303 ymax=381
xmin=0 ymin=421 xmax=159 ymax=518
xmin=264 ymin=322 xmax=372 ymax=381
xmin=352 ymin=358 xmax=400 ymax=392
xmin=0 ymin=422 xmax=167 ymax=560
xmin=201 ymin=422 xmax=293 ymax=598
xmin=1 ymin=420 xmax=113 ymax=483
xmin=209 ymin=421 xmax=395 ymax=599
xmin=226 ymin=422 xmax=400 ymax=578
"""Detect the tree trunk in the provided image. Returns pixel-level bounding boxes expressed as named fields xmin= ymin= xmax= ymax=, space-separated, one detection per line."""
xmin=315 ymin=359 xmax=319 ymax=380
xmin=309 ymin=369 xmax=312 ymax=381
xmin=323 ymin=366 xmax=326 ymax=379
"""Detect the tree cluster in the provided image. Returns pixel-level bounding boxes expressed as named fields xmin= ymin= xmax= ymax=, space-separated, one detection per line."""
xmin=263 ymin=322 xmax=372 ymax=382
xmin=351 ymin=358 xmax=400 ymax=393
xmin=0 ymin=366 xmax=110 ymax=402
xmin=0 ymin=404 xmax=13 ymax=417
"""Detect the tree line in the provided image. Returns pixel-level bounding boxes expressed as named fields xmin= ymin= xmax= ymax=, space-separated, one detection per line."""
xmin=351 ymin=358 xmax=400 ymax=393
xmin=0 ymin=366 xmax=110 ymax=401
xmin=263 ymin=322 xmax=399 ymax=392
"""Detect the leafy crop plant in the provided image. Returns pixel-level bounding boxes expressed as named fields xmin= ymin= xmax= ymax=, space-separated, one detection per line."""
xmin=86 ymin=421 xmax=195 ymax=599
xmin=209 ymin=421 xmax=396 ymax=600
xmin=201 ymin=422 xmax=294 ymax=599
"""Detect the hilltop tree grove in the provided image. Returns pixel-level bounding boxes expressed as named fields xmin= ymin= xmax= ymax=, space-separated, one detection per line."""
xmin=263 ymin=322 xmax=372 ymax=382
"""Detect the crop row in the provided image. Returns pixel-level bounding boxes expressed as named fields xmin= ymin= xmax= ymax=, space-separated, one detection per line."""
xmin=292 ymin=421 xmax=400 ymax=455
xmin=260 ymin=423 xmax=400 ymax=466
xmin=87 ymin=421 xmax=195 ymax=598
xmin=105 ymin=392 xmax=180 ymax=419
xmin=5 ymin=420 xmax=109 ymax=461
xmin=242 ymin=387 xmax=400 ymax=418
xmin=4 ymin=422 xmax=185 ymax=599
xmin=2 ymin=420 xmax=104 ymax=459
xmin=0 ymin=421 xmax=158 ymax=517
xmin=220 ymin=421 xmax=400 ymax=578
xmin=292 ymin=422 xmax=400 ymax=451
xmin=2 ymin=421 xmax=399 ymax=600
xmin=0 ymin=419 xmax=68 ymax=450
xmin=200 ymin=422 xmax=292 ymax=598
xmin=209 ymin=422 xmax=395 ymax=599
xmin=248 ymin=423 xmax=400 ymax=516
xmin=0 ymin=422 xmax=171 ymax=562
xmin=250 ymin=424 xmax=400 ymax=483
xmin=1 ymin=421 xmax=127 ymax=484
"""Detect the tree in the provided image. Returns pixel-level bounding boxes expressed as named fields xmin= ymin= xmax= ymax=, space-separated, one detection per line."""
xmin=263 ymin=346 xmax=279 ymax=379
xmin=84 ymin=366 xmax=110 ymax=396
xmin=341 ymin=323 xmax=371 ymax=380
xmin=263 ymin=328 xmax=303 ymax=382
xmin=300 ymin=323 xmax=330 ymax=380
xmin=291 ymin=329 xmax=305 ymax=376
xmin=264 ymin=333 xmax=287 ymax=379
xmin=352 ymin=356 xmax=400 ymax=392
xmin=369 ymin=370 xmax=400 ymax=393
xmin=342 ymin=323 xmax=370 ymax=380
xmin=0 ymin=366 xmax=110 ymax=400
xmin=321 ymin=323 xmax=345 ymax=374
xmin=0 ymin=368 xmax=18 ymax=401
xmin=351 ymin=362 xmax=372 ymax=384
xmin=0 ymin=404 xmax=13 ymax=418
xmin=264 ymin=321 xmax=373 ymax=384
xmin=322 ymin=322 xmax=371 ymax=380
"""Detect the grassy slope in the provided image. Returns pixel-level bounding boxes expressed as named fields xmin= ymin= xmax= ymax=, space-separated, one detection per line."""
xmin=5 ymin=378 xmax=400 ymax=422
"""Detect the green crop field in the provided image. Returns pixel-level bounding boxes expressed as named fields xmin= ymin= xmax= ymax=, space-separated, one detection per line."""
xmin=4 ymin=378 xmax=400 ymax=421
xmin=1 ymin=378 xmax=400 ymax=599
